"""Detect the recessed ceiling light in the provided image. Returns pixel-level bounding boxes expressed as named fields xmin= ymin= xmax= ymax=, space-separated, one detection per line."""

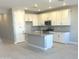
xmin=49 ymin=0 xmax=52 ymax=3
xmin=63 ymin=2 xmax=66 ymax=6
xmin=25 ymin=8 xmax=28 ymax=10
xmin=49 ymin=6 xmax=52 ymax=9
xmin=38 ymin=9 xmax=41 ymax=11
xmin=34 ymin=4 xmax=38 ymax=8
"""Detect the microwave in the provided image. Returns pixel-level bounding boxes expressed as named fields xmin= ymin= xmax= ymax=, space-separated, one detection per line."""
xmin=45 ymin=20 xmax=51 ymax=26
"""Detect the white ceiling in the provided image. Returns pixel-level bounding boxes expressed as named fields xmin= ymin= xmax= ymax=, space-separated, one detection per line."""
xmin=0 ymin=0 xmax=78 ymax=11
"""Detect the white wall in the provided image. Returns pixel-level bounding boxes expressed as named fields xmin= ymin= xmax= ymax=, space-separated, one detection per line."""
xmin=0 ymin=9 xmax=14 ymax=43
xmin=12 ymin=9 xmax=25 ymax=44
xmin=0 ymin=9 xmax=7 ymax=14
xmin=0 ymin=9 xmax=26 ymax=44
xmin=70 ymin=7 xmax=78 ymax=42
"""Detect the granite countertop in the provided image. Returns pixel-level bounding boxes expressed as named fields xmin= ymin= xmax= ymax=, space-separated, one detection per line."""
xmin=24 ymin=31 xmax=54 ymax=36
xmin=24 ymin=31 xmax=70 ymax=36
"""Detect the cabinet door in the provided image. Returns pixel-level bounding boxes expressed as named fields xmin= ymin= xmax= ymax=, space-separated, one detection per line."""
xmin=24 ymin=13 xmax=33 ymax=21
xmin=41 ymin=13 xmax=50 ymax=25
xmin=53 ymin=32 xmax=58 ymax=42
xmin=56 ymin=10 xmax=62 ymax=25
xmin=53 ymin=32 xmax=60 ymax=42
xmin=38 ymin=14 xmax=44 ymax=25
xmin=58 ymin=33 xmax=64 ymax=43
xmin=53 ymin=32 xmax=64 ymax=43
xmin=51 ymin=12 xmax=57 ymax=25
xmin=32 ymin=14 xmax=38 ymax=26
xmin=54 ymin=32 xmax=70 ymax=43
xmin=39 ymin=13 xmax=52 ymax=25
xmin=38 ymin=14 xmax=42 ymax=26
xmin=61 ymin=9 xmax=70 ymax=25
xmin=63 ymin=32 xmax=70 ymax=43
xmin=41 ymin=13 xmax=46 ymax=25
xmin=57 ymin=33 xmax=63 ymax=42
xmin=44 ymin=34 xmax=53 ymax=49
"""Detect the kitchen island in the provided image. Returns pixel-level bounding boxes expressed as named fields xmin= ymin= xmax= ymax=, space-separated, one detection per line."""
xmin=26 ymin=32 xmax=53 ymax=51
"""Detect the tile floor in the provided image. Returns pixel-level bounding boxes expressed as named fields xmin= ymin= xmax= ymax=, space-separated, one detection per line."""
xmin=0 ymin=39 xmax=78 ymax=59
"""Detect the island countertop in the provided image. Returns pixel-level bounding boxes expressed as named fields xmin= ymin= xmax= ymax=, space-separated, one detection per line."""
xmin=24 ymin=31 xmax=54 ymax=36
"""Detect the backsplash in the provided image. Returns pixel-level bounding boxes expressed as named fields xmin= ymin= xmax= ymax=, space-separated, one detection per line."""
xmin=32 ymin=26 xmax=70 ymax=32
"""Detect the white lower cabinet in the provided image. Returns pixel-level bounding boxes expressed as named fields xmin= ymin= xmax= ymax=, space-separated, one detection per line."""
xmin=53 ymin=33 xmax=59 ymax=42
xmin=63 ymin=32 xmax=70 ymax=43
xmin=53 ymin=32 xmax=70 ymax=43
xmin=44 ymin=34 xmax=53 ymax=49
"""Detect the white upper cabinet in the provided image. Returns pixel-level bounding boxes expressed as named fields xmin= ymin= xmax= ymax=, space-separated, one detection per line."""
xmin=24 ymin=9 xmax=71 ymax=26
xmin=38 ymin=14 xmax=44 ymax=26
xmin=32 ymin=14 xmax=38 ymax=26
xmin=38 ymin=9 xmax=71 ymax=26
xmin=41 ymin=13 xmax=49 ymax=25
xmin=61 ymin=9 xmax=71 ymax=25
xmin=38 ymin=12 xmax=52 ymax=26
xmin=51 ymin=12 xmax=57 ymax=25
xmin=24 ymin=13 xmax=33 ymax=21
xmin=56 ymin=10 xmax=62 ymax=25
xmin=37 ymin=14 xmax=42 ymax=26
xmin=25 ymin=13 xmax=38 ymax=26
xmin=39 ymin=13 xmax=46 ymax=25
xmin=38 ymin=13 xmax=49 ymax=25
xmin=56 ymin=9 xmax=71 ymax=25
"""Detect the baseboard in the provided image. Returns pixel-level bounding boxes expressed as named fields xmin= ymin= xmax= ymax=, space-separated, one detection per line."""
xmin=27 ymin=43 xmax=49 ymax=51
xmin=14 ymin=41 xmax=26 ymax=44
xmin=54 ymin=41 xmax=78 ymax=45
xmin=68 ymin=41 xmax=78 ymax=45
